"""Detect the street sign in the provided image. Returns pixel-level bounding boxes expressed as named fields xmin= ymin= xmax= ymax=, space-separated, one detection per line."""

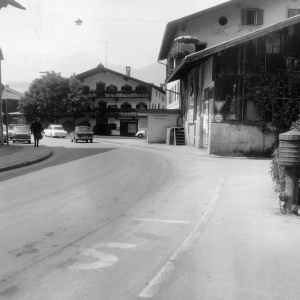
xmin=214 ymin=101 xmax=226 ymax=113
xmin=214 ymin=114 xmax=223 ymax=123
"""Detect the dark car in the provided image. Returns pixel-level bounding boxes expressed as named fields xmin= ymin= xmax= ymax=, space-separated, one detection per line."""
xmin=70 ymin=126 xmax=93 ymax=143
xmin=12 ymin=125 xmax=31 ymax=144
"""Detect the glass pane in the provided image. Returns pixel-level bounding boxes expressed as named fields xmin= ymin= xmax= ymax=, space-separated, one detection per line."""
xmin=247 ymin=10 xmax=256 ymax=25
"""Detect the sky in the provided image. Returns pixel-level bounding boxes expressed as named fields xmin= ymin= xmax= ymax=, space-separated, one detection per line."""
xmin=0 ymin=0 xmax=229 ymax=87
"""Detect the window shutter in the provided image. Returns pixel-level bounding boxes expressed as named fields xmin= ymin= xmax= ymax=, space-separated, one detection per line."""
xmin=257 ymin=9 xmax=264 ymax=25
xmin=241 ymin=9 xmax=247 ymax=25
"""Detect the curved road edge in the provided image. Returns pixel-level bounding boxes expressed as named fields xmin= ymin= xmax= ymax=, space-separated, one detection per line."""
xmin=0 ymin=147 xmax=52 ymax=173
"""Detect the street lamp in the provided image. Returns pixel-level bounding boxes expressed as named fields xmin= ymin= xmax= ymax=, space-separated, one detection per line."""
xmin=75 ymin=18 xmax=83 ymax=26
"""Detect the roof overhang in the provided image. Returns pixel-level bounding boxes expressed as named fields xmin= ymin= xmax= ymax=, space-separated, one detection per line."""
xmin=165 ymin=14 xmax=300 ymax=84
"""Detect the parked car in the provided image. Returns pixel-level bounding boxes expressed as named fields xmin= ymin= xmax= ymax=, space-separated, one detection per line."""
xmin=8 ymin=124 xmax=18 ymax=140
xmin=12 ymin=125 xmax=31 ymax=144
xmin=135 ymin=130 xmax=147 ymax=138
xmin=44 ymin=124 xmax=67 ymax=138
xmin=70 ymin=126 xmax=93 ymax=143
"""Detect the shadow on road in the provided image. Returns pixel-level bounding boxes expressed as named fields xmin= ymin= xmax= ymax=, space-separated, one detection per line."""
xmin=0 ymin=146 xmax=117 ymax=183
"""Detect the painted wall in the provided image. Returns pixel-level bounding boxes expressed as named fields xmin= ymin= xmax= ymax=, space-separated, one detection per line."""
xmin=151 ymin=87 xmax=166 ymax=109
xmin=147 ymin=113 xmax=180 ymax=143
xmin=83 ymin=72 xmax=164 ymax=109
xmin=209 ymin=123 xmax=276 ymax=155
xmin=166 ymin=81 xmax=180 ymax=109
xmin=169 ymin=0 xmax=300 ymax=58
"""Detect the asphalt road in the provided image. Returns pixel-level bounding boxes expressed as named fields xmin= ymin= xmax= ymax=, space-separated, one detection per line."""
xmin=0 ymin=136 xmax=270 ymax=300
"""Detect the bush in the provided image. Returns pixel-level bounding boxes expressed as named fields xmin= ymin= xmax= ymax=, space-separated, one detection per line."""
xmin=270 ymin=148 xmax=286 ymax=192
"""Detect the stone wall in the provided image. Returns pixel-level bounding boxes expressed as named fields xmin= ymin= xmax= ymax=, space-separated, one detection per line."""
xmin=209 ymin=123 xmax=276 ymax=155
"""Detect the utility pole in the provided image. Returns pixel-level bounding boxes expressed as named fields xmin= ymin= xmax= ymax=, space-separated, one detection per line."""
xmin=100 ymin=41 xmax=118 ymax=68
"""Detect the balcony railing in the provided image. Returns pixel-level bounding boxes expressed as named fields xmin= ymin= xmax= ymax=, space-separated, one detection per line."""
xmin=94 ymin=89 xmax=150 ymax=98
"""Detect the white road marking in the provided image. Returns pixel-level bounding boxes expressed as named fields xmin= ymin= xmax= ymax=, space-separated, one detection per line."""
xmin=132 ymin=218 xmax=194 ymax=224
xmin=138 ymin=177 xmax=226 ymax=299
xmin=69 ymin=242 xmax=137 ymax=270
xmin=69 ymin=248 xmax=118 ymax=270
xmin=93 ymin=242 xmax=137 ymax=249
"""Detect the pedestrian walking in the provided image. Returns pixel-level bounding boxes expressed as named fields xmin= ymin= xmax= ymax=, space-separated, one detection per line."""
xmin=31 ymin=117 xmax=44 ymax=147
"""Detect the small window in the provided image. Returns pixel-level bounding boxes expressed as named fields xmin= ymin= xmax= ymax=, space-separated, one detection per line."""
xmin=108 ymin=123 xmax=117 ymax=130
xmin=288 ymin=9 xmax=300 ymax=18
xmin=266 ymin=34 xmax=281 ymax=54
xmin=241 ymin=9 xmax=264 ymax=26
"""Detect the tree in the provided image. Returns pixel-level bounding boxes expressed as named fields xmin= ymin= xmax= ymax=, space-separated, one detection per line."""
xmin=19 ymin=72 xmax=93 ymax=122
xmin=66 ymin=75 xmax=92 ymax=121
xmin=19 ymin=71 xmax=70 ymax=122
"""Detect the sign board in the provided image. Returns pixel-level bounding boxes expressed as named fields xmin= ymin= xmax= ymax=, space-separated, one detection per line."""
xmin=214 ymin=101 xmax=226 ymax=113
xmin=214 ymin=114 xmax=223 ymax=123
xmin=152 ymin=114 xmax=167 ymax=120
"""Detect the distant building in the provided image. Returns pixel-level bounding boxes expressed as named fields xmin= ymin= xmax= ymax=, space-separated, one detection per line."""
xmin=68 ymin=64 xmax=166 ymax=136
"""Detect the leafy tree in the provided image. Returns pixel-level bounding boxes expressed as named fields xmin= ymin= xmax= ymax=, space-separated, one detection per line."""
xmin=19 ymin=72 xmax=92 ymax=122
xmin=19 ymin=71 xmax=70 ymax=122
xmin=66 ymin=75 xmax=92 ymax=121
xmin=245 ymin=65 xmax=300 ymax=135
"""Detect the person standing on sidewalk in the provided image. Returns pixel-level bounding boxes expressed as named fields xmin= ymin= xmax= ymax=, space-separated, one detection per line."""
xmin=31 ymin=117 xmax=44 ymax=147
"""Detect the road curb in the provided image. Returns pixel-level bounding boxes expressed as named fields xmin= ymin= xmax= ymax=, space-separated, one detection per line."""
xmin=94 ymin=139 xmax=271 ymax=160
xmin=0 ymin=147 xmax=52 ymax=172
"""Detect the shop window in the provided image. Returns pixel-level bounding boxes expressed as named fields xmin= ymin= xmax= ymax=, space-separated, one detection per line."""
xmin=288 ymin=9 xmax=300 ymax=18
xmin=241 ymin=9 xmax=264 ymax=26
xmin=266 ymin=34 xmax=281 ymax=54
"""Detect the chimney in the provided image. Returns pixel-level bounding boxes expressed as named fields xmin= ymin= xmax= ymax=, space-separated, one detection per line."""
xmin=126 ymin=66 xmax=131 ymax=77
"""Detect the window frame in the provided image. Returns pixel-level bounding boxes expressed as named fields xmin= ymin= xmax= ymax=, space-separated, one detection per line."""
xmin=241 ymin=8 xmax=264 ymax=26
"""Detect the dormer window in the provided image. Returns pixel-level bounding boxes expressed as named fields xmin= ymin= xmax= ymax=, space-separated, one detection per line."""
xmin=241 ymin=8 xmax=263 ymax=26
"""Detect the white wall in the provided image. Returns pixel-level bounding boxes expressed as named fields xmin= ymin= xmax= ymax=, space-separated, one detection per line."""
xmin=169 ymin=0 xmax=299 ymax=58
xmin=147 ymin=113 xmax=179 ymax=143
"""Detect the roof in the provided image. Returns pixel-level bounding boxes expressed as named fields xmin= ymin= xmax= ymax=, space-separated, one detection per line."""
xmin=76 ymin=63 xmax=164 ymax=92
xmin=158 ymin=0 xmax=236 ymax=61
xmin=166 ymin=14 xmax=300 ymax=83
xmin=2 ymin=89 xmax=22 ymax=100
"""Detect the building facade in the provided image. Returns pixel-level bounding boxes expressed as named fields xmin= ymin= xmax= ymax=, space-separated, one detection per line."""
xmin=71 ymin=64 xmax=165 ymax=136
xmin=158 ymin=0 xmax=300 ymax=154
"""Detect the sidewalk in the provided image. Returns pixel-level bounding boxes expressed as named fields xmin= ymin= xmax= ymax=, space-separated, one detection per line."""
xmin=0 ymin=143 xmax=52 ymax=172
